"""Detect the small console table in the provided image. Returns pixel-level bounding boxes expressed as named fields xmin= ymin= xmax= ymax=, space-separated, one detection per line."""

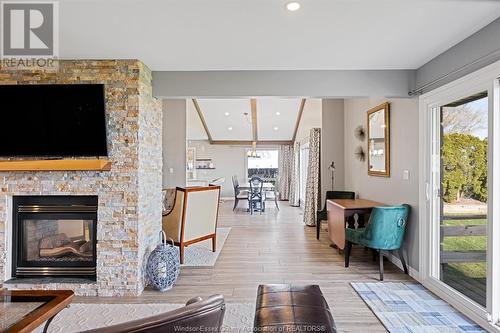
xmin=327 ymin=199 xmax=384 ymax=250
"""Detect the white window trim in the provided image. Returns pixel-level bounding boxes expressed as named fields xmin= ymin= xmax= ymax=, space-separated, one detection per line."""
xmin=419 ymin=60 xmax=500 ymax=332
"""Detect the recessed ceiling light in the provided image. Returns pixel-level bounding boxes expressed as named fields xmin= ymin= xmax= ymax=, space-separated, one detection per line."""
xmin=273 ymin=126 xmax=279 ymax=131
xmin=285 ymin=2 xmax=300 ymax=11
xmin=224 ymin=112 xmax=230 ymax=116
xmin=276 ymin=112 xmax=281 ymax=116
xmin=228 ymin=127 xmax=233 ymax=131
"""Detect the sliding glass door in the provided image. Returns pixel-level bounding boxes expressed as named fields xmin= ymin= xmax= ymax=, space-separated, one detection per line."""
xmin=421 ymin=62 xmax=500 ymax=330
xmin=439 ymin=93 xmax=488 ymax=307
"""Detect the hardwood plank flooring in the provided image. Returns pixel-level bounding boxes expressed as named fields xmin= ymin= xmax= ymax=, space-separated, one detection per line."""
xmin=77 ymin=200 xmax=413 ymax=332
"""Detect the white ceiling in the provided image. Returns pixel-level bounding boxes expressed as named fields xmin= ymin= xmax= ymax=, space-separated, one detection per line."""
xmin=187 ymin=98 xmax=320 ymax=141
xmin=59 ymin=0 xmax=500 ymax=71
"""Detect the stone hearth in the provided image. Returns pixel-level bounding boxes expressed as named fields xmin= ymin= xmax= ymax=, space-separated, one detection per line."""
xmin=0 ymin=60 xmax=162 ymax=296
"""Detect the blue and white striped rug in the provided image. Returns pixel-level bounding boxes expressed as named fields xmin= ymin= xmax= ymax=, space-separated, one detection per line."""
xmin=351 ymin=282 xmax=486 ymax=333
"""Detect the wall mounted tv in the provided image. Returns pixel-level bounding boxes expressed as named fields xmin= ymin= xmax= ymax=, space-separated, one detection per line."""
xmin=0 ymin=84 xmax=108 ymax=157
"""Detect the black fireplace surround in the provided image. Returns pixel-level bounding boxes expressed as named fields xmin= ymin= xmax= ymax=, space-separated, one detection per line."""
xmin=12 ymin=196 xmax=97 ymax=279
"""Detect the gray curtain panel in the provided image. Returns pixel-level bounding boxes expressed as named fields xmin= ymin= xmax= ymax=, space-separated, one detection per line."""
xmin=303 ymin=128 xmax=321 ymax=226
xmin=289 ymin=142 xmax=301 ymax=207
xmin=278 ymin=145 xmax=294 ymax=200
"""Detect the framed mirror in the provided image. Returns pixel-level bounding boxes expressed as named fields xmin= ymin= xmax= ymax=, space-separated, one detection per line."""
xmin=367 ymin=102 xmax=390 ymax=177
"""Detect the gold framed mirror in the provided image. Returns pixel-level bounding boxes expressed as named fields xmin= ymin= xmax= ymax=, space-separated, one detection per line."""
xmin=367 ymin=102 xmax=390 ymax=177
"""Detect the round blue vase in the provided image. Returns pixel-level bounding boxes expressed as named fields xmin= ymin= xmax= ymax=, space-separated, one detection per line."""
xmin=146 ymin=231 xmax=180 ymax=291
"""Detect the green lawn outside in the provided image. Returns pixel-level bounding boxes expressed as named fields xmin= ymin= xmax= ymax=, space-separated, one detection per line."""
xmin=441 ymin=217 xmax=487 ymax=281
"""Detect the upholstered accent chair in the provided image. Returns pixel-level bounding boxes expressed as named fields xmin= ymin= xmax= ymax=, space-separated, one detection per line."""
xmin=344 ymin=204 xmax=411 ymax=281
xmin=82 ymin=294 xmax=226 ymax=333
xmin=316 ymin=191 xmax=355 ymax=240
xmin=162 ymin=186 xmax=221 ymax=264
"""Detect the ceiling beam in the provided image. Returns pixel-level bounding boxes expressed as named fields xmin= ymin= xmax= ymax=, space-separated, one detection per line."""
xmin=291 ymin=99 xmax=307 ymax=143
xmin=211 ymin=140 xmax=292 ymax=146
xmin=192 ymin=99 xmax=213 ymax=144
xmin=251 ymin=98 xmax=258 ymax=142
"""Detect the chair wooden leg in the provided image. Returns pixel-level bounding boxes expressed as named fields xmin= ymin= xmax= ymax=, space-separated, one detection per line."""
xmin=344 ymin=241 xmax=352 ymax=268
xmin=212 ymin=235 xmax=217 ymax=252
xmin=233 ymin=198 xmax=238 ymax=211
xmin=398 ymin=248 xmax=409 ymax=274
xmin=316 ymin=221 xmax=320 ymax=240
xmin=275 ymin=198 xmax=279 ymax=210
xmin=379 ymin=251 xmax=384 ymax=281
xmin=179 ymin=244 xmax=185 ymax=265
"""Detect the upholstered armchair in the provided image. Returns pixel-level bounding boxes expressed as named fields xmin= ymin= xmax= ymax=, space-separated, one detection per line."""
xmin=344 ymin=204 xmax=411 ymax=281
xmin=162 ymin=186 xmax=221 ymax=264
xmin=82 ymin=294 xmax=226 ymax=333
xmin=316 ymin=191 xmax=355 ymax=240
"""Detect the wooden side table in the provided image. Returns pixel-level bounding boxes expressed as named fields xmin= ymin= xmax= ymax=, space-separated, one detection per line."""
xmin=327 ymin=199 xmax=384 ymax=250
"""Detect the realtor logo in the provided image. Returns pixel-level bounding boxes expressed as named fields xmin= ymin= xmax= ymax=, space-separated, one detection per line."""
xmin=1 ymin=1 xmax=59 ymax=70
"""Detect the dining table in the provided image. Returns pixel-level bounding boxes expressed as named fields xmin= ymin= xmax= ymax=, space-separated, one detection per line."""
xmin=238 ymin=182 xmax=275 ymax=191
xmin=0 ymin=289 xmax=74 ymax=333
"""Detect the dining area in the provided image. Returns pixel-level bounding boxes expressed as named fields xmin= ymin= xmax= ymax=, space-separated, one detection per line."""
xmin=231 ymin=175 xmax=279 ymax=214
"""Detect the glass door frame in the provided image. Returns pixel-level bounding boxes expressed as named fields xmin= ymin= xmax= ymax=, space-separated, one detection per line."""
xmin=419 ymin=60 xmax=500 ymax=331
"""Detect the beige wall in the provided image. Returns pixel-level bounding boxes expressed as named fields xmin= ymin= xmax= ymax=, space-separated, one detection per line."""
xmin=162 ymin=99 xmax=187 ymax=188
xmin=187 ymin=140 xmax=249 ymax=198
xmin=321 ymin=99 xmax=345 ymax=200
xmin=344 ymin=97 xmax=419 ymax=271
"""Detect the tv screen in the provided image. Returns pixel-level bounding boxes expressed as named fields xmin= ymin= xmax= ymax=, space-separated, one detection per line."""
xmin=0 ymin=84 xmax=108 ymax=157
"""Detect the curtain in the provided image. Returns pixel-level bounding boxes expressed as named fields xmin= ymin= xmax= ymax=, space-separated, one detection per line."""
xmin=278 ymin=145 xmax=293 ymax=200
xmin=289 ymin=142 xmax=300 ymax=206
xmin=303 ymin=128 xmax=321 ymax=226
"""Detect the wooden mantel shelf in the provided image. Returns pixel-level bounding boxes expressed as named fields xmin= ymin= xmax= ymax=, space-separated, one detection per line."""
xmin=0 ymin=159 xmax=112 ymax=172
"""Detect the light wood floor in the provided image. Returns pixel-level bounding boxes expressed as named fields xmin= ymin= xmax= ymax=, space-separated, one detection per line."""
xmin=77 ymin=200 xmax=413 ymax=332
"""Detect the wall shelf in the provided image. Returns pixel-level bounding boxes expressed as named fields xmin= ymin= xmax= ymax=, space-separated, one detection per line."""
xmin=0 ymin=159 xmax=112 ymax=172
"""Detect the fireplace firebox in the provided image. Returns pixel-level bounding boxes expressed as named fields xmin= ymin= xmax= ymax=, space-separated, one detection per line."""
xmin=12 ymin=196 xmax=97 ymax=279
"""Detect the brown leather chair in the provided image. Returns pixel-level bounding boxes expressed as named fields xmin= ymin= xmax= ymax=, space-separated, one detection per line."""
xmin=81 ymin=294 xmax=225 ymax=333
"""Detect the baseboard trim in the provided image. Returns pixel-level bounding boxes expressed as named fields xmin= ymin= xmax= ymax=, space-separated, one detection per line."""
xmin=385 ymin=252 xmax=420 ymax=281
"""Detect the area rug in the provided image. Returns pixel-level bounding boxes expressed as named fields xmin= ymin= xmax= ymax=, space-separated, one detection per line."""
xmin=35 ymin=302 xmax=254 ymax=333
xmin=181 ymin=227 xmax=230 ymax=267
xmin=351 ymin=282 xmax=486 ymax=333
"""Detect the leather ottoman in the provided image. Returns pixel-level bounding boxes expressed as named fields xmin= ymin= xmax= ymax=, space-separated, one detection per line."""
xmin=254 ymin=284 xmax=337 ymax=333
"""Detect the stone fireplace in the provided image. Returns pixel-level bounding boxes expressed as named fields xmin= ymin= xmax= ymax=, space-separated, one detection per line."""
xmin=0 ymin=60 xmax=162 ymax=296
xmin=12 ymin=196 xmax=97 ymax=278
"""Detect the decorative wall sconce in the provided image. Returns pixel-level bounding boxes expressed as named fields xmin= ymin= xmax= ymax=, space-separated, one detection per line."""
xmin=355 ymin=146 xmax=366 ymax=162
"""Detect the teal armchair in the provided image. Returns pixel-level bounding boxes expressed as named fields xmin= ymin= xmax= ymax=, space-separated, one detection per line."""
xmin=344 ymin=204 xmax=410 ymax=281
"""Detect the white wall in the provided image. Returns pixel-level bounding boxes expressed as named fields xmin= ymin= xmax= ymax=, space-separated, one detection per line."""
xmin=321 ymin=99 xmax=345 ymax=199
xmin=162 ymin=99 xmax=187 ymax=188
xmin=344 ymin=97 xmax=419 ymax=271
xmin=295 ymin=99 xmax=322 ymax=142
xmin=187 ymin=140 xmax=248 ymax=198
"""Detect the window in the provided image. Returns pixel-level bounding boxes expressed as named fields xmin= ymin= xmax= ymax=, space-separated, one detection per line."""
xmin=246 ymin=149 xmax=279 ymax=183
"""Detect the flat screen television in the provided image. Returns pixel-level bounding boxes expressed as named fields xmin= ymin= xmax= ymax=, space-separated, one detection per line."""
xmin=0 ymin=84 xmax=108 ymax=157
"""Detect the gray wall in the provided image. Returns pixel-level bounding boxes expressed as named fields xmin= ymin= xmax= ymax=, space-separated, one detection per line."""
xmin=344 ymin=97 xmax=419 ymax=271
xmin=153 ymin=70 xmax=415 ymax=98
xmin=416 ymin=17 xmax=500 ymax=93
xmin=321 ymin=99 xmax=345 ymax=199
xmin=162 ymin=99 xmax=186 ymax=188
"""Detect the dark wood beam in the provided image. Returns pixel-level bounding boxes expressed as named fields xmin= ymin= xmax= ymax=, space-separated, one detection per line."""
xmin=192 ymin=99 xmax=213 ymax=144
xmin=291 ymin=98 xmax=307 ymax=143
